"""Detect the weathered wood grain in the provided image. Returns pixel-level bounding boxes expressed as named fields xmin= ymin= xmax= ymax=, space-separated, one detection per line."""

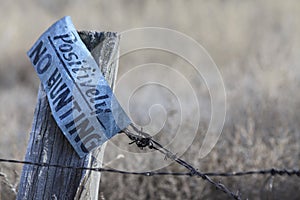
xmin=17 ymin=32 xmax=120 ymax=200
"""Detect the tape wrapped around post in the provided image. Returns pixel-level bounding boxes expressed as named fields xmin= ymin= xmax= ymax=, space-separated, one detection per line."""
xmin=27 ymin=16 xmax=131 ymax=158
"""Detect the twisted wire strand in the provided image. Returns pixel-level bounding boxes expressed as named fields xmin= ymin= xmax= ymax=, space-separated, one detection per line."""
xmin=1 ymin=125 xmax=299 ymax=199
xmin=123 ymin=124 xmax=241 ymax=199
xmin=0 ymin=158 xmax=299 ymax=177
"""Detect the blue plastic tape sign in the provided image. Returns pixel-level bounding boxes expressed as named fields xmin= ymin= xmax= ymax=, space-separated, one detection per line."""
xmin=27 ymin=16 xmax=131 ymax=158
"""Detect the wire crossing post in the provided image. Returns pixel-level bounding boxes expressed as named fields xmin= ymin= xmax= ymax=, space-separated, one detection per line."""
xmin=17 ymin=31 xmax=120 ymax=200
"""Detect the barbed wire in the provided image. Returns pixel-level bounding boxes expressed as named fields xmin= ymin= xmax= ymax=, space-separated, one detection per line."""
xmin=1 ymin=124 xmax=299 ymax=199
xmin=0 ymin=158 xmax=299 ymax=178
xmin=123 ymin=124 xmax=241 ymax=199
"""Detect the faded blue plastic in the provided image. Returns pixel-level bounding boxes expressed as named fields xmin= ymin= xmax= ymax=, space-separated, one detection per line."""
xmin=27 ymin=16 xmax=131 ymax=157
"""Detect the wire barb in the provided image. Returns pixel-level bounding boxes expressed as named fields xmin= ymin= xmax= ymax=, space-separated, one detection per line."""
xmin=122 ymin=124 xmax=241 ymax=200
xmin=0 ymin=124 xmax=299 ymax=199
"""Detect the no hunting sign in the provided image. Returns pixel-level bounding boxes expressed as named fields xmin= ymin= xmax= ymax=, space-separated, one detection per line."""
xmin=28 ymin=16 xmax=131 ymax=158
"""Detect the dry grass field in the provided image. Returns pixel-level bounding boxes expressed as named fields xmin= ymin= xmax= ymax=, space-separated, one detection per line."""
xmin=0 ymin=0 xmax=300 ymax=199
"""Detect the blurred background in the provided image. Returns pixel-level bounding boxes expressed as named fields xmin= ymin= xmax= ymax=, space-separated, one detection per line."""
xmin=0 ymin=0 xmax=300 ymax=199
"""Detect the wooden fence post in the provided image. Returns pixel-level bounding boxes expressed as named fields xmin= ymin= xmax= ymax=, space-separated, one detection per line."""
xmin=17 ymin=31 xmax=120 ymax=200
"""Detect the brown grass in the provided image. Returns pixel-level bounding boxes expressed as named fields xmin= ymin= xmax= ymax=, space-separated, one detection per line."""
xmin=0 ymin=0 xmax=300 ymax=199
